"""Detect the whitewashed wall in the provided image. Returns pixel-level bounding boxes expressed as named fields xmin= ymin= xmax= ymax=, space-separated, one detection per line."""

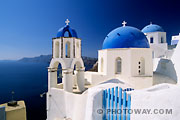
xmin=131 ymin=84 xmax=180 ymax=120
xmin=47 ymin=88 xmax=87 ymax=120
xmin=171 ymin=40 xmax=180 ymax=84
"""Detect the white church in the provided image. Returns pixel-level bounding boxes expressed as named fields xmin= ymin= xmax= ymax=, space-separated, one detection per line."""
xmin=46 ymin=19 xmax=180 ymax=120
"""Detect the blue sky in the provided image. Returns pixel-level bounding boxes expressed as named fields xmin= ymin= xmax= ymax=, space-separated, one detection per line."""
xmin=0 ymin=0 xmax=180 ymax=60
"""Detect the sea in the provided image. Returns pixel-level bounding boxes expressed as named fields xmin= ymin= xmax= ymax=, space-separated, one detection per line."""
xmin=0 ymin=61 xmax=48 ymax=120
xmin=0 ymin=61 xmax=93 ymax=120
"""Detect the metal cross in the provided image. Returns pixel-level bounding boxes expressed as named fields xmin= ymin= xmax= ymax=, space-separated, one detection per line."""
xmin=122 ymin=21 xmax=127 ymax=27
xmin=65 ymin=19 xmax=70 ymax=25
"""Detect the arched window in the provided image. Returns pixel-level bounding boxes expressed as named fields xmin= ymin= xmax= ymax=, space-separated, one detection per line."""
xmin=115 ymin=57 xmax=122 ymax=74
xmin=64 ymin=31 xmax=69 ymax=37
xmin=57 ymin=63 xmax=62 ymax=84
xmin=101 ymin=58 xmax=104 ymax=72
xmin=65 ymin=41 xmax=70 ymax=58
xmin=138 ymin=57 xmax=145 ymax=75
xmin=55 ymin=41 xmax=59 ymax=58
xmin=50 ymin=61 xmax=63 ymax=87
xmin=150 ymin=37 xmax=153 ymax=43
xmin=161 ymin=37 xmax=163 ymax=43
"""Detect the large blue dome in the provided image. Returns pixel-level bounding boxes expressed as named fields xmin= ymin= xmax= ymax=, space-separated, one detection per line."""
xmin=142 ymin=24 xmax=164 ymax=33
xmin=102 ymin=26 xmax=150 ymax=49
xmin=57 ymin=25 xmax=78 ymax=38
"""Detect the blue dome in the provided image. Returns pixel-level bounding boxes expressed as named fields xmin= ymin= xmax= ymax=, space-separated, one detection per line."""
xmin=57 ymin=25 xmax=78 ymax=38
xmin=142 ymin=24 xmax=164 ymax=33
xmin=102 ymin=26 xmax=150 ymax=49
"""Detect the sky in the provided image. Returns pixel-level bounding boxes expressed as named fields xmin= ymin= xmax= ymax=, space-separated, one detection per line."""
xmin=0 ymin=0 xmax=180 ymax=60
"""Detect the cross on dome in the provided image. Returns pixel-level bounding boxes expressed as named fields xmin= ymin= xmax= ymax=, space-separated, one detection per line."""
xmin=122 ymin=21 xmax=127 ymax=27
xmin=65 ymin=19 xmax=70 ymax=25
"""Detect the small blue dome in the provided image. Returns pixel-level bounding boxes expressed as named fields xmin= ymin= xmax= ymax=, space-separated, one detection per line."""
xmin=142 ymin=24 xmax=164 ymax=33
xmin=57 ymin=25 xmax=78 ymax=38
xmin=102 ymin=26 xmax=150 ymax=49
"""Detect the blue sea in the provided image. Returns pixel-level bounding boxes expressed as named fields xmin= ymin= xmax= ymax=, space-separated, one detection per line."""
xmin=0 ymin=61 xmax=93 ymax=120
xmin=0 ymin=61 xmax=48 ymax=120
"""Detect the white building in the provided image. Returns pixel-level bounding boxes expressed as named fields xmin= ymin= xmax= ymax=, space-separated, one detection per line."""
xmin=171 ymin=33 xmax=180 ymax=45
xmin=86 ymin=23 xmax=153 ymax=89
xmin=46 ymin=20 xmax=178 ymax=120
xmin=141 ymin=23 xmax=172 ymax=58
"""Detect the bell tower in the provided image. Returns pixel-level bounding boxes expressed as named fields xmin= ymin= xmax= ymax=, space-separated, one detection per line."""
xmin=48 ymin=19 xmax=85 ymax=92
xmin=142 ymin=23 xmax=168 ymax=58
